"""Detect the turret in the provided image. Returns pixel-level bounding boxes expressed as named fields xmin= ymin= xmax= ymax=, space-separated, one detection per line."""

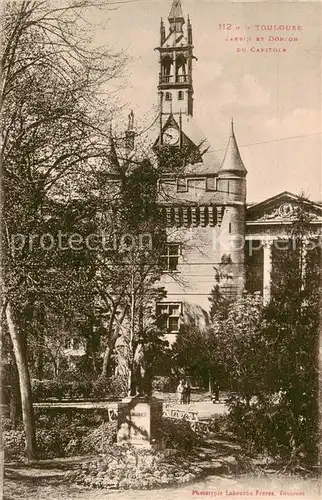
xmin=217 ymin=120 xmax=247 ymax=297
xmin=217 ymin=119 xmax=247 ymax=203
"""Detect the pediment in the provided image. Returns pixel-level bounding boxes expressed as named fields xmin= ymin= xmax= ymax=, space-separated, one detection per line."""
xmin=247 ymin=192 xmax=322 ymax=224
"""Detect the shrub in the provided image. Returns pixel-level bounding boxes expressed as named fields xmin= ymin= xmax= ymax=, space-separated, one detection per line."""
xmin=105 ymin=375 xmax=127 ymax=398
xmin=5 ymin=412 xmax=120 ymax=460
xmin=72 ymin=445 xmax=203 ymax=489
xmin=31 ymin=378 xmax=69 ymax=400
xmin=208 ymin=413 xmax=231 ymax=435
xmin=82 ymin=422 xmax=117 ymax=454
xmin=3 ymin=412 xmax=112 ymax=461
xmin=152 ymin=376 xmax=175 ymax=392
xmin=160 ymin=417 xmax=203 ymax=451
xmin=3 ymin=430 xmax=25 ymax=461
xmin=226 ymin=393 xmax=317 ymax=463
xmin=31 ymin=373 xmax=127 ymax=401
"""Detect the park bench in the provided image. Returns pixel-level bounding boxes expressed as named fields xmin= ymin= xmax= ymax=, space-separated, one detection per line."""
xmin=162 ymin=404 xmax=211 ymax=434
xmin=106 ymin=404 xmax=211 ymax=433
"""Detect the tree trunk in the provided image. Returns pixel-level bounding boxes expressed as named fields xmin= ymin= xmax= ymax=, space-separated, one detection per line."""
xmin=9 ymin=361 xmax=21 ymax=428
xmin=36 ymin=347 xmax=44 ymax=380
xmin=6 ymin=301 xmax=37 ymax=461
xmin=127 ymin=271 xmax=135 ymax=396
xmin=208 ymin=370 xmax=212 ymax=394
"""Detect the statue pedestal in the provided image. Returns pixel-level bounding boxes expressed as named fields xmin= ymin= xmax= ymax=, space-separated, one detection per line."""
xmin=117 ymin=396 xmax=163 ymax=450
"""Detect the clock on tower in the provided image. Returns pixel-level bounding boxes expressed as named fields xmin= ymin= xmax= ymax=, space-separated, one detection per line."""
xmin=163 ymin=127 xmax=180 ymax=146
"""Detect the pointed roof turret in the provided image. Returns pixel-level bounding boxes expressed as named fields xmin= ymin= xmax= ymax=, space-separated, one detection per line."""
xmin=218 ymin=119 xmax=247 ymax=176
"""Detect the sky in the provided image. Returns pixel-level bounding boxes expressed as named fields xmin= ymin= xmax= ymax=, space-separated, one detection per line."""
xmin=90 ymin=0 xmax=321 ymax=203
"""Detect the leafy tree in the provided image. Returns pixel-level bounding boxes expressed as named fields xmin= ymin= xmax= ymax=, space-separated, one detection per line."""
xmin=91 ymin=157 xmax=171 ymax=389
xmin=1 ymin=0 xmax=125 ymax=460
xmin=172 ymin=325 xmax=213 ymax=389
xmin=263 ymin=196 xmax=320 ymax=463
xmin=211 ymin=195 xmax=320 ymax=465
xmin=211 ymin=292 xmax=268 ymax=400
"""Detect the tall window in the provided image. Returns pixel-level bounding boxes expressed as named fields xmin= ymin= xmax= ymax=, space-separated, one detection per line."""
xmin=178 ymin=90 xmax=184 ymax=100
xmin=160 ymin=243 xmax=181 ymax=271
xmin=156 ymin=303 xmax=182 ymax=333
xmin=165 ymin=92 xmax=172 ymax=101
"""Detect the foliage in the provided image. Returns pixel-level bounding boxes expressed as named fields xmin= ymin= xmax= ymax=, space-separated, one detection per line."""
xmin=31 ymin=378 xmax=92 ymax=401
xmin=4 ymin=405 xmax=205 ymax=462
xmin=211 ymin=292 xmax=268 ymax=399
xmin=91 ymin=374 xmax=127 ymax=399
xmin=1 ymin=0 xmax=126 ymax=459
xmin=210 ymin=196 xmax=320 ymax=465
xmin=172 ymin=324 xmax=225 ymax=390
xmin=31 ymin=373 xmax=128 ymax=400
xmin=82 ymin=422 xmax=117 ymax=453
xmin=3 ymin=429 xmax=26 ymax=461
xmin=160 ymin=418 xmax=204 ymax=452
xmin=72 ymin=445 xmax=203 ymax=490
xmin=3 ymin=412 xmax=116 ymax=460
xmin=208 ymin=413 xmax=231 ymax=436
xmin=226 ymin=393 xmax=307 ymax=459
xmin=155 ymin=142 xmax=204 ymax=174
xmin=152 ymin=376 xmax=176 ymax=392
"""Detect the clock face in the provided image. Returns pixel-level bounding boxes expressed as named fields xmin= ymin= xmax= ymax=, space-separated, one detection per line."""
xmin=163 ymin=127 xmax=180 ymax=146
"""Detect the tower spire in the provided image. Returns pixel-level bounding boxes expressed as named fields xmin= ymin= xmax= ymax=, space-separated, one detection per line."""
xmin=168 ymin=0 xmax=185 ymax=32
xmin=169 ymin=0 xmax=184 ymax=20
xmin=218 ymin=120 xmax=247 ymax=176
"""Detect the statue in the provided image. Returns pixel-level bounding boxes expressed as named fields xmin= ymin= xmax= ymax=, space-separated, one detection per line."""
xmin=131 ymin=342 xmax=152 ymax=398
xmin=128 ymin=110 xmax=134 ymax=131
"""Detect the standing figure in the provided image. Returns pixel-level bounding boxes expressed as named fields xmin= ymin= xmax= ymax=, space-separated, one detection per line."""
xmin=184 ymin=380 xmax=191 ymax=405
xmin=212 ymin=380 xmax=220 ymax=403
xmin=177 ymin=380 xmax=184 ymax=404
xmin=132 ymin=342 xmax=152 ymax=397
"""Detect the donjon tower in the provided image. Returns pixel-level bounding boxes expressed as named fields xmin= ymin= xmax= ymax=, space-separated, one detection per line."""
xmin=155 ymin=0 xmax=247 ymax=337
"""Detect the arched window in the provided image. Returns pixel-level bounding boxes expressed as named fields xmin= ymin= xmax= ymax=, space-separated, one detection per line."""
xmin=161 ymin=55 xmax=173 ymax=83
xmin=176 ymin=54 xmax=187 ymax=82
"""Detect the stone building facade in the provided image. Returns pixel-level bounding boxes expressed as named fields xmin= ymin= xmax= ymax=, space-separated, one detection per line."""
xmin=154 ymin=1 xmax=322 ymax=343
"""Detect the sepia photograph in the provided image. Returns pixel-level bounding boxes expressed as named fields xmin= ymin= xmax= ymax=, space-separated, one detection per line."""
xmin=1 ymin=1 xmax=321 ymax=499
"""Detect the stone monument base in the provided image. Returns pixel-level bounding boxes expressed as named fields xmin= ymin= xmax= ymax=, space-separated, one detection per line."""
xmin=117 ymin=395 xmax=163 ymax=450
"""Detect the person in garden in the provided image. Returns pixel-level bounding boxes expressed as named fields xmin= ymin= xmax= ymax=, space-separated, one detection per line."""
xmin=212 ymin=380 xmax=220 ymax=403
xmin=177 ymin=380 xmax=185 ymax=404
xmin=184 ymin=379 xmax=191 ymax=404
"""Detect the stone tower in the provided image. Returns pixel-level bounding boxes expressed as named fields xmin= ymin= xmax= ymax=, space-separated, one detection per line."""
xmin=155 ymin=1 xmax=247 ymax=336
xmin=216 ymin=119 xmax=247 ymax=298
xmin=157 ymin=0 xmax=195 ymax=121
